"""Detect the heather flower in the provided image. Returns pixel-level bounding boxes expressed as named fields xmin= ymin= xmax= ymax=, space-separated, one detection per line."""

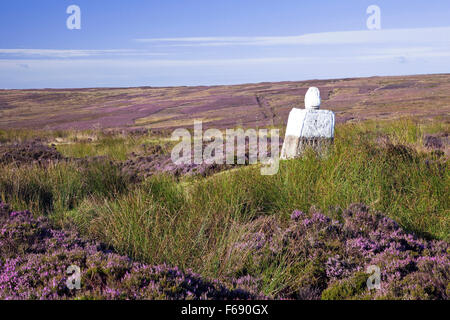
xmin=0 ymin=202 xmax=262 ymax=300
xmin=290 ymin=210 xmax=305 ymax=221
xmin=229 ymin=204 xmax=449 ymax=300
xmin=1 ymin=201 xmax=448 ymax=300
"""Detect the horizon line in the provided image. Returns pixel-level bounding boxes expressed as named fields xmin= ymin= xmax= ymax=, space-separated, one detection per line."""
xmin=1 ymin=72 xmax=449 ymax=91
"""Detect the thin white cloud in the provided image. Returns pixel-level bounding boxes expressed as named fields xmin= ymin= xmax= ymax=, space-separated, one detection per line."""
xmin=1 ymin=46 xmax=450 ymax=69
xmin=2 ymin=50 xmax=450 ymax=89
xmin=2 ymin=27 xmax=450 ymax=88
xmin=0 ymin=49 xmax=167 ymax=58
xmin=135 ymin=27 xmax=450 ymax=47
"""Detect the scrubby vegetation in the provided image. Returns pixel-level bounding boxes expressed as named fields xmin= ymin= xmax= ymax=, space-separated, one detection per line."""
xmin=0 ymin=118 xmax=448 ymax=299
xmin=0 ymin=204 xmax=261 ymax=300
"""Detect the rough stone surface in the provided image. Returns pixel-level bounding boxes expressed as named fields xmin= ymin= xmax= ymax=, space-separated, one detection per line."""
xmin=304 ymin=87 xmax=321 ymax=109
xmin=281 ymin=88 xmax=335 ymax=159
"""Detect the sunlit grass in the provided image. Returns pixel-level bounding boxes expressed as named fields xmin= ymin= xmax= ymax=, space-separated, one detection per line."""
xmin=0 ymin=118 xmax=448 ymax=297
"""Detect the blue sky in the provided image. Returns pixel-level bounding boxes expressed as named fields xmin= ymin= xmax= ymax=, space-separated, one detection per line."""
xmin=0 ymin=0 xmax=449 ymax=88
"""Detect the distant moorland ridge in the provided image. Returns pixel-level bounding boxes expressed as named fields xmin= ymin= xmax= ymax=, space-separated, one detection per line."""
xmin=1 ymin=74 xmax=449 ymax=130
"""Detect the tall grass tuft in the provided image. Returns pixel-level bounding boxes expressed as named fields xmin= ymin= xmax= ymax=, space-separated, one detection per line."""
xmin=0 ymin=160 xmax=131 ymax=221
xmin=0 ymin=118 xmax=448 ymax=297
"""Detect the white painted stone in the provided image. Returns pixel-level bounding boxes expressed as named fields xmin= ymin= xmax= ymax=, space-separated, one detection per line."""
xmin=281 ymin=87 xmax=335 ymax=160
xmin=304 ymin=87 xmax=321 ymax=109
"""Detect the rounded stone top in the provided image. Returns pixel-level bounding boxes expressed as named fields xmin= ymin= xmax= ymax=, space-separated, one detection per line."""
xmin=304 ymin=87 xmax=321 ymax=109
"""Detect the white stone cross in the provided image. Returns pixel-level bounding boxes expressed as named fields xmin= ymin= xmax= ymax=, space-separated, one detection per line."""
xmin=281 ymin=87 xmax=335 ymax=159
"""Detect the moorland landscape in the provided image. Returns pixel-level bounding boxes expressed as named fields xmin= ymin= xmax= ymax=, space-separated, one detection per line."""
xmin=0 ymin=74 xmax=448 ymax=300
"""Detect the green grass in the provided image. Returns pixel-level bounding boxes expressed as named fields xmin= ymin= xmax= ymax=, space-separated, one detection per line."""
xmin=0 ymin=160 xmax=131 ymax=221
xmin=0 ymin=118 xmax=448 ymax=297
xmin=55 ymin=135 xmax=136 ymax=161
xmin=0 ymin=128 xmax=69 ymax=143
xmin=0 ymin=128 xmax=173 ymax=161
xmin=55 ymin=134 xmax=175 ymax=161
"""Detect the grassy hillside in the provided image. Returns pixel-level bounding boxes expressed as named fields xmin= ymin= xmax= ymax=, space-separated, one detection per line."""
xmin=0 ymin=117 xmax=448 ymax=299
